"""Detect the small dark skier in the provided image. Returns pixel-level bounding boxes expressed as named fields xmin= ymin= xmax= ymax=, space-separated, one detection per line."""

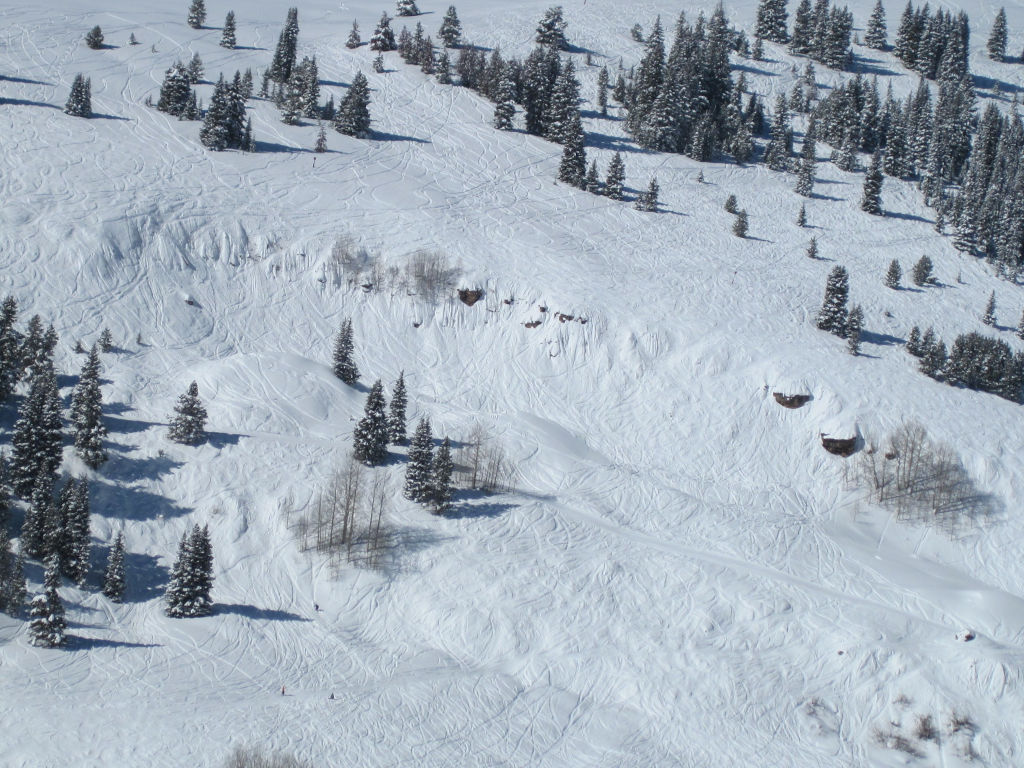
xmin=280 ymin=685 xmax=286 ymax=696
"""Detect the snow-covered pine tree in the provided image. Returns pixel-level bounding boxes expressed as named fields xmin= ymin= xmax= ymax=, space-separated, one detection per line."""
xmin=59 ymin=479 xmax=90 ymax=585
xmin=596 ymin=66 xmax=609 ymax=116
xmin=199 ymin=75 xmax=231 ymax=150
xmin=164 ymin=531 xmax=191 ymax=616
xmin=220 ymin=11 xmax=237 ymax=49
xmin=346 ymin=20 xmax=361 ymax=49
xmin=536 ymin=6 xmax=568 ymax=49
xmin=404 ymin=418 xmax=434 ymax=502
xmin=430 ymin=437 xmax=454 ymax=514
xmin=0 ymin=296 xmax=21 ymax=404
xmin=764 ymin=95 xmax=791 ymax=171
xmin=919 ymin=337 xmax=947 ymax=379
xmin=865 ymin=0 xmax=887 ymax=49
xmin=797 ymin=203 xmax=807 ymax=227
xmin=71 ymin=345 xmax=107 ymax=469
xmin=64 ymin=74 xmax=92 ymax=118
xmin=493 ymin=70 xmax=516 ymax=129
xmin=912 ymin=255 xmax=933 ymax=285
xmin=1017 ymin=310 xmax=1024 ymax=341
xmin=755 ymin=0 xmax=789 ymax=43
xmin=795 ymin=122 xmax=816 ymax=196
xmin=85 ymin=26 xmax=104 ymax=50
xmin=388 ymin=371 xmax=408 ymax=445
xmin=885 ymin=259 xmax=902 ymax=289
xmin=557 ymin=110 xmax=587 ymax=188
xmin=0 ymin=529 xmax=27 ymax=616
xmin=187 ymin=0 xmax=206 ymax=29
xmin=187 ymin=524 xmax=214 ymax=616
xmin=982 ymin=291 xmax=996 ymax=326
xmin=11 ymin=357 xmax=63 ymax=498
xmin=816 ymin=265 xmax=849 ymax=335
xmin=314 ymin=123 xmax=327 ymax=153
xmin=733 ymin=209 xmax=749 ymax=238
xmin=635 ymin=177 xmax=659 ymax=212
xmin=353 ymin=381 xmax=390 ymax=466
xmin=28 ymin=555 xmax=66 ymax=648
xmin=988 ymin=8 xmax=1008 ymax=62
xmin=157 ymin=62 xmax=192 ymax=116
xmin=335 ymin=72 xmax=371 ymax=138
xmin=168 ymin=381 xmax=208 ymax=445
xmin=584 ymin=160 xmax=600 ymax=193
xmin=436 ymin=49 xmax=452 ymax=83
xmin=20 ymin=475 xmax=55 ymax=559
xmin=373 ymin=53 xmax=385 ymax=73
xmin=0 ymin=454 xmax=9 ymax=530
xmin=102 ymin=532 xmax=126 ymax=601
xmin=332 ymin=319 xmax=359 ymax=385
xmin=846 ymin=304 xmax=864 ymax=355
xmin=604 ymin=152 xmax=625 ymax=200
xmin=270 ymin=8 xmax=300 ymax=83
xmin=806 ymin=237 xmax=819 ymax=259
xmin=370 ymin=13 xmax=397 ymax=51
xmin=396 ymin=0 xmax=420 ymax=17
xmin=439 ymin=6 xmax=462 ymax=47
xmin=724 ymin=194 xmax=738 ymax=214
xmin=906 ymin=325 xmax=923 ymax=356
xmin=186 ymin=53 xmax=203 ymax=85
xmin=860 ymin=151 xmax=884 ymax=215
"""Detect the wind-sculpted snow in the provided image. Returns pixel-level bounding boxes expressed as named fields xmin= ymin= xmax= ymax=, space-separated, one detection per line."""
xmin=1 ymin=0 xmax=1024 ymax=765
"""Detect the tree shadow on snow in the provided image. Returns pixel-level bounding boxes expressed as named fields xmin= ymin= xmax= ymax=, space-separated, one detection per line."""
xmin=973 ymin=73 xmax=1021 ymax=95
xmin=68 ymin=635 xmax=161 ymax=650
xmin=216 ymin=603 xmax=309 ymax=622
xmin=851 ymin=57 xmax=900 ymax=78
xmin=253 ymin=140 xmax=307 ymax=154
xmin=370 ymin=130 xmax=430 ymax=144
xmin=89 ymin=479 xmax=190 ymax=521
xmin=318 ymin=78 xmax=351 ymax=89
xmin=205 ymin=430 xmax=243 ymax=449
xmin=731 ymin=62 xmax=776 ymax=78
xmin=232 ymin=45 xmax=267 ymax=51
xmin=104 ymin=414 xmax=165 ymax=434
xmin=861 ymin=330 xmax=904 ymax=347
xmin=0 ymin=74 xmax=52 ymax=86
xmin=92 ymin=113 xmax=132 ymax=122
xmin=0 ymin=98 xmax=60 ymax=110
xmin=882 ymin=210 xmax=931 ymax=225
xmin=585 ymin=131 xmax=651 ymax=155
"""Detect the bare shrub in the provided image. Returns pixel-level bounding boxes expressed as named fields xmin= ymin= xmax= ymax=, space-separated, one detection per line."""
xmin=872 ymin=727 xmax=924 ymax=758
xmin=224 ymin=745 xmax=307 ymax=768
xmin=330 ymin=236 xmax=374 ymax=286
xmin=914 ymin=714 xmax=938 ymax=741
xmin=293 ymin=454 xmax=392 ymax=570
xmin=455 ymin=423 xmax=516 ymax=494
xmin=406 ymin=250 xmax=461 ymax=303
xmin=856 ymin=421 xmax=999 ymax=535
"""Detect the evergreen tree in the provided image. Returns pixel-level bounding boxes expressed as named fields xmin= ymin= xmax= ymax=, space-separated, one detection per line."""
xmin=59 ymin=479 xmax=90 ymax=585
xmin=557 ymin=110 xmax=586 ymax=188
xmin=919 ymin=337 xmax=947 ymax=378
xmin=604 ymin=152 xmax=625 ymax=200
xmin=536 ymin=6 xmax=569 ymax=50
xmin=860 ymin=151 xmax=884 ymax=215
xmin=187 ymin=0 xmax=206 ymax=29
xmin=20 ymin=475 xmax=55 ymax=560
xmin=0 ymin=454 xmax=9 ymax=530
xmin=353 ymin=381 xmax=389 ymax=466
xmin=596 ymin=66 xmax=609 ymax=116
xmin=187 ymin=54 xmax=204 ymax=85
xmin=10 ymin=358 xmax=63 ymax=498
xmin=865 ymin=0 xmax=887 ymax=49
xmin=435 ymin=49 xmax=452 ymax=83
xmin=439 ymin=6 xmax=462 ymax=47
xmin=430 ymin=437 xmax=454 ymax=514
xmin=370 ymin=13 xmax=397 ymax=51
xmin=982 ymin=291 xmax=996 ymax=326
xmin=1017 ymin=310 xmax=1024 ymax=341
xmin=102 ymin=532 xmax=126 ymax=602
xmin=0 ymin=296 xmax=21 ymax=404
xmin=64 ymin=74 xmax=92 ymax=118
xmin=912 ymin=255 xmax=933 ymax=285
xmin=396 ymin=0 xmax=420 ymax=16
xmin=28 ymin=555 xmax=66 ymax=648
xmin=0 ymin=530 xmax=26 ymax=617
xmin=335 ymin=72 xmax=371 ymax=138
xmin=806 ymin=237 xmax=819 ymax=259
xmin=584 ymin=160 xmax=601 ymax=193
xmin=157 ymin=62 xmax=192 ymax=116
xmin=388 ymin=371 xmax=408 ymax=445
xmin=85 ymin=26 xmax=104 ymax=50
xmin=846 ymin=304 xmax=864 ymax=354
xmin=725 ymin=194 xmax=738 ymax=214
xmin=220 ymin=11 xmax=237 ymax=49
xmin=795 ymin=128 xmax=816 ymax=196
xmin=168 ymin=381 xmax=208 ymax=445
xmin=270 ymin=8 xmax=300 ymax=83
xmin=733 ymin=209 xmax=750 ymax=238
xmin=988 ymin=8 xmax=1008 ymax=62
xmin=755 ymin=0 xmax=789 ymax=43
xmin=635 ymin=177 xmax=660 ymax=212
xmin=71 ymin=345 xmax=107 ymax=469
xmin=346 ymin=20 xmax=361 ymax=49
xmin=332 ymin=319 xmax=359 ymax=385
xmin=885 ymin=259 xmax=902 ymax=289
xmin=199 ymin=75 xmax=232 ymax=150
xmin=404 ymin=418 xmax=434 ymax=502
xmin=906 ymin=325 xmax=923 ymax=356
xmin=797 ymin=203 xmax=807 ymax=227
xmin=165 ymin=525 xmax=214 ymax=617
xmin=493 ymin=70 xmax=516 ymax=129
xmin=816 ymin=265 xmax=849 ymax=335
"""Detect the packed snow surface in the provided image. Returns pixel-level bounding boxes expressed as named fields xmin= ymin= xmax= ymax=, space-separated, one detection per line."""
xmin=2 ymin=0 xmax=1024 ymax=765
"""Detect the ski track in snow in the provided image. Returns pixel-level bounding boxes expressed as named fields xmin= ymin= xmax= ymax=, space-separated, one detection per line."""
xmin=2 ymin=0 xmax=1024 ymax=765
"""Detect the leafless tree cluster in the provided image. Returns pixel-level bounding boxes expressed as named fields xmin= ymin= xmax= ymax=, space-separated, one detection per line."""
xmin=856 ymin=422 xmax=998 ymax=536
xmin=223 ymin=745 xmax=307 ymax=768
xmin=327 ymin=240 xmax=461 ymax=303
xmin=293 ymin=454 xmax=391 ymax=570
xmin=406 ymin=250 xmax=461 ymax=303
xmin=455 ymin=423 xmax=517 ymax=494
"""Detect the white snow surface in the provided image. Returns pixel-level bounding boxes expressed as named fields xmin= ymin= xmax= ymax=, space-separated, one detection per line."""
xmin=2 ymin=0 xmax=1024 ymax=765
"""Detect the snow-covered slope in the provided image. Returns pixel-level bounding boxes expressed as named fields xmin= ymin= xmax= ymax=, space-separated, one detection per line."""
xmin=2 ymin=0 xmax=1024 ymax=765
